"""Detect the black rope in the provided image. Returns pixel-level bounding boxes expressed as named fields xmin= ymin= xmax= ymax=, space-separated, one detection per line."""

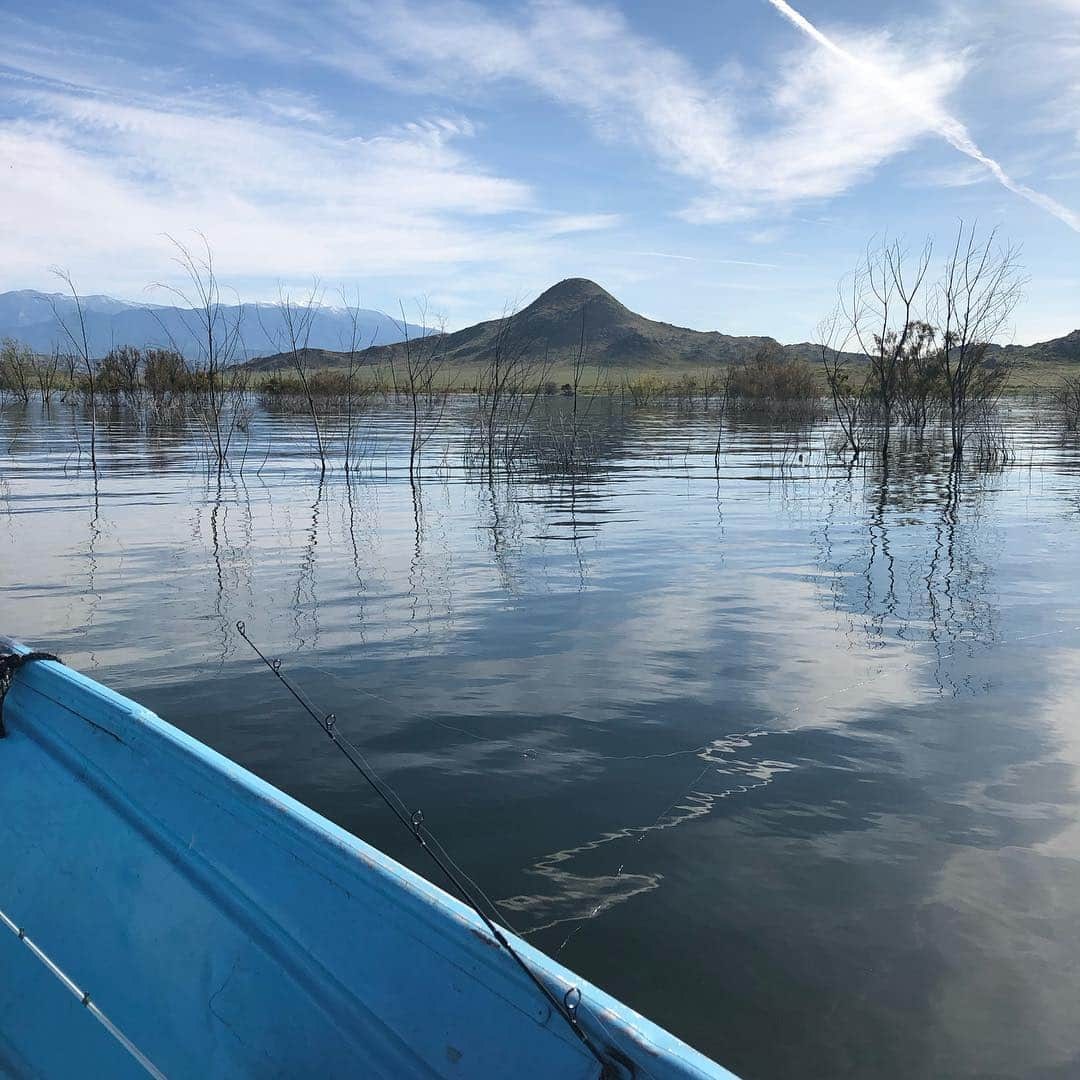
xmin=234 ymin=621 xmax=618 ymax=1078
xmin=0 ymin=651 xmax=61 ymax=738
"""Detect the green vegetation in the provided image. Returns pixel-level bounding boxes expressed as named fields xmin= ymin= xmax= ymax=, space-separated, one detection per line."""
xmin=727 ymin=345 xmax=818 ymax=415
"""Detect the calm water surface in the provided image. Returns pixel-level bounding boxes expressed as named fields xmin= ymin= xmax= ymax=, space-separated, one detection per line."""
xmin=3 ymin=398 xmax=1080 ymax=1079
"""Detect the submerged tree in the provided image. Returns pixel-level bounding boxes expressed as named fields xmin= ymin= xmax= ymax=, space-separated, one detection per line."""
xmin=932 ymin=223 xmax=1023 ymax=460
xmin=47 ymin=268 xmax=97 ymax=471
xmin=712 ymin=362 xmax=735 ymax=473
xmin=154 ymin=234 xmax=248 ymax=477
xmin=819 ymin=222 xmax=1023 ymax=463
xmin=260 ymin=283 xmax=328 ymax=474
xmin=34 ymin=347 xmax=61 ymax=405
xmin=1051 ymin=374 xmax=1080 ymax=433
xmin=894 ymin=321 xmax=941 ymax=431
xmin=0 ymin=339 xmax=34 ymax=404
xmin=98 ymin=345 xmax=143 ymax=401
xmin=338 ymin=287 xmax=375 ymax=476
xmin=567 ymin=302 xmax=604 ymax=470
xmin=816 ymin=311 xmax=865 ymax=458
xmin=473 ymin=303 xmax=550 ymax=480
xmin=822 ymin=237 xmax=932 ymax=461
xmin=143 ymin=347 xmax=191 ymax=402
xmin=396 ymin=301 xmax=449 ymax=481
xmin=846 ymin=238 xmax=932 ymax=461
xmin=726 ymin=342 xmax=818 ymax=418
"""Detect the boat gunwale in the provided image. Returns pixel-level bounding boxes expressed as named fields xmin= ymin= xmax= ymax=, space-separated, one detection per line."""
xmin=1 ymin=637 xmax=735 ymax=1079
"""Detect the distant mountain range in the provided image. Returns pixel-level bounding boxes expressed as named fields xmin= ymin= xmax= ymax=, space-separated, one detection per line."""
xmin=0 ymin=290 xmax=426 ymax=360
xmin=3 ymin=281 xmax=1077 ymax=370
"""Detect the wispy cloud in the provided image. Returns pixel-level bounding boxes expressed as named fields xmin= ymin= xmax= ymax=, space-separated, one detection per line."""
xmin=0 ymin=69 xmax=548 ymax=293
xmin=764 ymin=0 xmax=1080 ymax=232
xmin=12 ymin=0 xmax=975 ymax=289
xmin=910 ymin=161 xmax=990 ymax=190
xmin=625 ymin=252 xmax=782 ymax=269
xmin=628 ymin=252 xmax=699 ymax=262
xmin=539 ymin=213 xmax=624 ymax=235
xmin=226 ymin=0 xmax=986 ymax=222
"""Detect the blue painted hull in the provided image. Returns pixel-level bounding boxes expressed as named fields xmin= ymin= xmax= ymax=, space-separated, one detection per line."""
xmin=0 ymin=642 xmax=737 ymax=1079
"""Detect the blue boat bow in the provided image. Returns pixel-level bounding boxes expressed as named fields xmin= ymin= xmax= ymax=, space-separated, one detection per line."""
xmin=0 ymin=639 xmax=737 ymax=1079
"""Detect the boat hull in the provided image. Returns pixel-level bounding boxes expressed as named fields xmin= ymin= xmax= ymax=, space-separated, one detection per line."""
xmin=0 ymin=640 xmax=735 ymax=1079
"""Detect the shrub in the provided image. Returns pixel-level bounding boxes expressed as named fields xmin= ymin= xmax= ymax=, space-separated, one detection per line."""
xmin=256 ymin=368 xmax=373 ymax=401
xmin=97 ymin=346 xmax=142 ymax=396
xmin=624 ymin=373 xmax=668 ymax=405
xmin=1052 ymin=374 xmax=1080 ymax=433
xmin=0 ymin=339 xmax=34 ymax=401
xmin=728 ymin=345 xmax=818 ymax=404
xmin=144 ymin=348 xmax=191 ymax=398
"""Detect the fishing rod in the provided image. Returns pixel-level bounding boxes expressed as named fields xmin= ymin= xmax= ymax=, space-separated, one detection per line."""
xmin=234 ymin=621 xmax=620 ymax=1078
xmin=0 ymin=904 xmax=167 ymax=1079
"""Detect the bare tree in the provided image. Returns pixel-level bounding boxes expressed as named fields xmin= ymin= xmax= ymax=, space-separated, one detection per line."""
xmin=59 ymin=348 xmax=79 ymax=393
xmin=816 ymin=309 xmax=865 ymax=458
xmin=0 ymin=339 xmax=34 ymax=403
xmin=565 ymin=302 xmax=603 ymax=472
xmin=338 ymin=288 xmax=374 ymax=475
xmin=841 ymin=237 xmax=933 ymax=460
xmin=498 ymin=350 xmax=551 ymax=477
xmin=473 ymin=303 xmax=551 ymax=480
xmin=260 ymin=283 xmax=327 ymax=474
xmin=396 ymin=301 xmax=449 ymax=482
xmin=154 ymin=234 xmax=247 ymax=477
xmin=34 ymin=347 xmax=61 ymax=405
xmin=1050 ymin=374 xmax=1080 ymax=433
xmin=47 ymin=268 xmax=97 ymax=470
xmin=932 ymin=223 xmax=1024 ymax=460
xmin=475 ymin=304 xmax=518 ymax=481
xmin=713 ymin=362 xmax=735 ymax=472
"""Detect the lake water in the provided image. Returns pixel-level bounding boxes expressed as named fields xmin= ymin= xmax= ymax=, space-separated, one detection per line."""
xmin=3 ymin=396 xmax=1080 ymax=1079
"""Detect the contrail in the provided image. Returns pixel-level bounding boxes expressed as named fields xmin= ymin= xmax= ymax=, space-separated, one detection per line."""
xmin=765 ymin=0 xmax=1080 ymax=233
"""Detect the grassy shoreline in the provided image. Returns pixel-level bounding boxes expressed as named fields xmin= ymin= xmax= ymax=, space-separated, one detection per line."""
xmin=1 ymin=357 xmax=1074 ymax=401
xmin=246 ymin=359 xmax=1076 ymax=397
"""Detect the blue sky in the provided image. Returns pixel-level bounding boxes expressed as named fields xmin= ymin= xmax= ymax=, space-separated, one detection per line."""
xmin=1 ymin=0 xmax=1078 ymax=342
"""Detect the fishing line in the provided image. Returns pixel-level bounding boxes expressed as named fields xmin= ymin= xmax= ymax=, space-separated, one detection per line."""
xmin=304 ymin=660 xmax=713 ymax=764
xmin=261 ymin=657 xmax=507 ymax=927
xmin=234 ymin=621 xmax=617 ymax=1077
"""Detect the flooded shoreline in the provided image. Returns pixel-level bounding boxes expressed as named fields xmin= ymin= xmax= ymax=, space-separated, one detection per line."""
xmin=4 ymin=397 xmax=1080 ymax=1078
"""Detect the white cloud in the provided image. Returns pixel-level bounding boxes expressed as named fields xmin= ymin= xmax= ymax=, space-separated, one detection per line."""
xmin=748 ymin=226 xmax=785 ymax=245
xmin=294 ymin=0 xmax=1079 ymax=230
xmin=0 ymin=75 xmax=548 ymax=294
xmin=911 ymin=161 xmax=991 ymax=189
xmin=684 ymin=31 xmax=970 ymax=221
xmin=765 ymin=0 xmax=1080 ymax=232
xmin=237 ymin=0 xmax=1003 ymax=222
xmin=538 ymin=213 xmax=623 ymax=235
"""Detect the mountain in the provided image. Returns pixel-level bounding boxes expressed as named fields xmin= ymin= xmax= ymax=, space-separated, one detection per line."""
xmin=246 ymin=278 xmax=808 ymax=372
xmin=0 ymin=290 xmax=141 ymax=328
xmin=988 ymin=330 xmax=1080 ymax=366
xmin=0 ymin=290 xmax=427 ymax=360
